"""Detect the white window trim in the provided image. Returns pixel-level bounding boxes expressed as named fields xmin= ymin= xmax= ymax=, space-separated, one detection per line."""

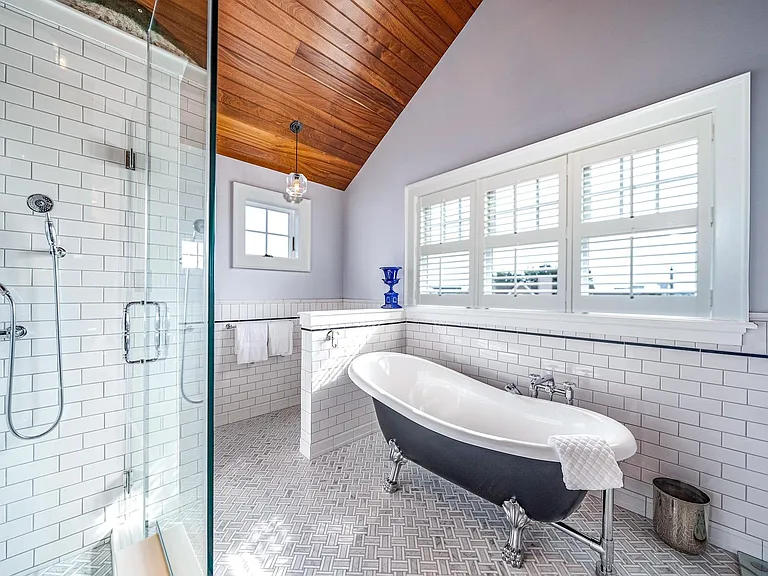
xmin=232 ymin=182 xmax=312 ymax=272
xmin=404 ymin=73 xmax=751 ymax=344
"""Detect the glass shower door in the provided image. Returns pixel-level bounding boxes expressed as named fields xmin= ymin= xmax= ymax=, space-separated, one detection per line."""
xmin=139 ymin=2 xmax=211 ymax=570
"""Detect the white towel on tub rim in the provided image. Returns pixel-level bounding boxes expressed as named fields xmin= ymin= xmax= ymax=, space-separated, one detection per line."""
xmin=235 ymin=321 xmax=268 ymax=364
xmin=547 ymin=434 xmax=623 ymax=491
xmin=268 ymin=320 xmax=294 ymax=357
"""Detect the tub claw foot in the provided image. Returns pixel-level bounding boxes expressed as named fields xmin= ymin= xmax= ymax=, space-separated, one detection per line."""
xmin=502 ymin=498 xmax=531 ymax=568
xmin=384 ymin=439 xmax=406 ymax=493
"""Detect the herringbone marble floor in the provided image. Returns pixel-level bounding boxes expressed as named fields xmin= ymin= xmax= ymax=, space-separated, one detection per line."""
xmin=212 ymin=407 xmax=739 ymax=576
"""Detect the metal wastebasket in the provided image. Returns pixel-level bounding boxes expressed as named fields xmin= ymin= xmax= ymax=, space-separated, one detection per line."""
xmin=653 ymin=477 xmax=710 ymax=554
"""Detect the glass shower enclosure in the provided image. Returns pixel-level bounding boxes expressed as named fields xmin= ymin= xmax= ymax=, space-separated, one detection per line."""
xmin=0 ymin=0 xmax=215 ymax=573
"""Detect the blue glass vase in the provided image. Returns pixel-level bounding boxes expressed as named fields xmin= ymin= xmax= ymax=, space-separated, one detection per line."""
xmin=380 ymin=266 xmax=402 ymax=309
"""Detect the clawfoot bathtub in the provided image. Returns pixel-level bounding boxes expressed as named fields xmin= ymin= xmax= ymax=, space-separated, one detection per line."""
xmin=349 ymin=352 xmax=637 ymax=574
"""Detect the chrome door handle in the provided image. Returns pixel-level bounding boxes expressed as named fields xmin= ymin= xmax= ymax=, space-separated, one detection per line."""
xmin=123 ymin=301 xmax=163 ymax=364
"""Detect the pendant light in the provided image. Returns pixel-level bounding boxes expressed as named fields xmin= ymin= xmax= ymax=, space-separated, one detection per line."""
xmin=284 ymin=120 xmax=308 ymax=204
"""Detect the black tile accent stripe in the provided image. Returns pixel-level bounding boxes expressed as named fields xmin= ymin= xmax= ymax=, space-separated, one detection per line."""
xmin=301 ymin=321 xmax=406 ymax=332
xmin=407 ymin=320 xmax=768 ymax=360
xmin=216 ymin=316 xmax=299 ymax=325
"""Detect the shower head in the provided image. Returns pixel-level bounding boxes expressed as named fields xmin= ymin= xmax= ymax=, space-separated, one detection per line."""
xmin=193 ymin=219 xmax=205 ymax=236
xmin=27 ymin=194 xmax=54 ymax=214
xmin=27 ymin=194 xmax=60 ymax=251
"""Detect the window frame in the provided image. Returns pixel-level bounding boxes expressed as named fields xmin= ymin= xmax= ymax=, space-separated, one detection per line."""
xmin=232 ymin=182 xmax=312 ymax=272
xmin=479 ymin=156 xmax=568 ymax=311
xmin=417 ymin=182 xmax=476 ymax=307
xmin=404 ymin=74 xmax=751 ymax=341
xmin=569 ymin=115 xmax=713 ymax=318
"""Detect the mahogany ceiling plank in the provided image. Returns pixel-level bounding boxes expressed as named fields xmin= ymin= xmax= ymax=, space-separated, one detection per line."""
xmin=219 ymin=134 xmax=354 ymax=190
xmin=292 ymin=43 xmax=402 ymax=121
xmin=396 ymin=0 xmax=459 ymax=46
xmin=219 ymin=26 xmax=395 ymax=132
xmin=218 ymin=116 xmax=360 ymax=188
xmin=218 ymin=86 xmax=372 ymax=165
xmin=219 ymin=60 xmax=381 ymax=150
xmin=444 ymin=0 xmax=475 ymax=22
xmin=422 ymin=0 xmax=466 ymax=35
xmin=326 ymin=0 xmax=439 ymax=71
xmin=371 ymin=0 xmax=449 ymax=56
xmin=250 ymin=0 xmax=418 ymax=105
xmin=221 ymin=5 xmax=402 ymax=120
xmin=291 ymin=0 xmax=427 ymax=88
xmin=349 ymin=0 xmax=444 ymax=66
xmin=217 ymin=0 xmax=481 ymax=190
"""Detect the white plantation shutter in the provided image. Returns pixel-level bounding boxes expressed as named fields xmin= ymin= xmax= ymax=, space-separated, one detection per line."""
xmin=571 ymin=116 xmax=713 ymax=316
xmin=479 ymin=157 xmax=567 ymax=310
xmin=417 ymin=183 xmax=475 ymax=305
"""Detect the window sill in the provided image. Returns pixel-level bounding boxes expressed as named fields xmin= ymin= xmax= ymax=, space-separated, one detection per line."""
xmin=405 ymin=306 xmax=754 ymax=346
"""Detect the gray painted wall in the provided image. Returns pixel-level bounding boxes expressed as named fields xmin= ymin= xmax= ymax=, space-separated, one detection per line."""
xmin=216 ymin=155 xmax=344 ymax=300
xmin=342 ymin=0 xmax=768 ymax=312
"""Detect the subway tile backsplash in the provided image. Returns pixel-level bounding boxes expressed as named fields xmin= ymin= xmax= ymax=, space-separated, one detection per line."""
xmin=213 ymin=299 xmax=377 ymax=427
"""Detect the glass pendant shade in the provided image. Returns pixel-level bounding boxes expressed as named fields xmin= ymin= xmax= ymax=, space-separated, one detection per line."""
xmin=284 ymin=172 xmax=308 ymax=204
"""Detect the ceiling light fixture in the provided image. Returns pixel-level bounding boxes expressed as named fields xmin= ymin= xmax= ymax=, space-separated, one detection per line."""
xmin=284 ymin=120 xmax=307 ymax=204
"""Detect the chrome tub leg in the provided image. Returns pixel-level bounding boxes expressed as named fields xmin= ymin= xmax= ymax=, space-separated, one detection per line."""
xmin=596 ymin=489 xmax=615 ymax=576
xmin=502 ymin=497 xmax=531 ymax=568
xmin=384 ymin=439 xmax=406 ymax=493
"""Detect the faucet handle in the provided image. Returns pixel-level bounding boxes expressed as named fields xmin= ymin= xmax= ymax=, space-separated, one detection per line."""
xmin=562 ymin=381 xmax=576 ymax=405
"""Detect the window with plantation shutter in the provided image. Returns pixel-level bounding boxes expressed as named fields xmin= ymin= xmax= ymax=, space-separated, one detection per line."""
xmin=480 ymin=157 xmax=567 ymax=310
xmin=407 ymin=74 xmax=749 ymax=333
xmin=417 ymin=183 xmax=474 ymax=306
xmin=571 ymin=116 xmax=712 ymax=316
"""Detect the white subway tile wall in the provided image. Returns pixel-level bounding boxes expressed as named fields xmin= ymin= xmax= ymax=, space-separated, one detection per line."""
xmin=0 ymin=3 xmax=208 ymax=575
xmin=405 ymin=317 xmax=768 ymax=559
xmin=300 ymin=319 xmax=406 ymax=459
xmin=213 ymin=299 xmax=378 ymax=427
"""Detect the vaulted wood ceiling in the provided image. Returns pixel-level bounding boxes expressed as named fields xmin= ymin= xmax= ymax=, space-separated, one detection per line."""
xmin=136 ymin=0 xmax=481 ymax=190
xmin=217 ymin=0 xmax=481 ymax=190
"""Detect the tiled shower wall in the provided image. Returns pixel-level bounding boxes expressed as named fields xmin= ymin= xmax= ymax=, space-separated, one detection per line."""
xmin=405 ymin=316 xmax=768 ymax=559
xmin=213 ymin=299 xmax=376 ymax=427
xmin=0 ymin=2 xmax=207 ymax=574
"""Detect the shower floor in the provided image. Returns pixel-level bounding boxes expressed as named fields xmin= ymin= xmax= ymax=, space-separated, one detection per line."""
xmin=212 ymin=406 xmax=739 ymax=576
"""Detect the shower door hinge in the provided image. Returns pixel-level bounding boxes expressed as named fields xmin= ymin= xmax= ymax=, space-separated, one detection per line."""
xmin=125 ymin=148 xmax=137 ymax=171
xmin=123 ymin=470 xmax=133 ymax=495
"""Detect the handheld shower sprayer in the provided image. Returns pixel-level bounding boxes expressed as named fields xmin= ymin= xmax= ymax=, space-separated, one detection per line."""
xmin=5 ymin=195 xmax=66 ymax=439
xmin=26 ymin=194 xmax=66 ymax=258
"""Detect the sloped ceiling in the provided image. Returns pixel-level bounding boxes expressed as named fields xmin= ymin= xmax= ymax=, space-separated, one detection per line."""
xmin=217 ymin=0 xmax=481 ymax=190
xmin=126 ymin=0 xmax=481 ymax=190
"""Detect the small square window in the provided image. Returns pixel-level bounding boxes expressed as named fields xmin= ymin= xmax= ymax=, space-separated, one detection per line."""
xmin=232 ymin=183 xmax=312 ymax=272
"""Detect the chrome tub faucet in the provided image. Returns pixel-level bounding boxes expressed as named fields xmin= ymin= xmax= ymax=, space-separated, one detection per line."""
xmin=528 ymin=373 xmax=575 ymax=405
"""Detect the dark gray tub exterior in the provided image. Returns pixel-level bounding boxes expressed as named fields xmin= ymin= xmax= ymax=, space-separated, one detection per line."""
xmin=373 ymin=399 xmax=587 ymax=523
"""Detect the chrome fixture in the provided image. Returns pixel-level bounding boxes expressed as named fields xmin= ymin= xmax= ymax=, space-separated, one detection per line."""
xmin=284 ymin=120 xmax=307 ymax=204
xmin=529 ymin=373 xmax=575 ymax=405
xmin=502 ymin=498 xmax=531 ymax=568
xmin=504 ymin=382 xmax=523 ymax=395
xmin=384 ymin=439 xmax=407 ymax=494
xmin=551 ymin=489 xmax=616 ymax=575
xmin=326 ymin=329 xmax=339 ymax=349
xmin=179 ymin=219 xmax=205 ymax=404
xmin=123 ymin=301 xmax=162 ymax=364
xmin=4 ymin=196 xmax=66 ymax=440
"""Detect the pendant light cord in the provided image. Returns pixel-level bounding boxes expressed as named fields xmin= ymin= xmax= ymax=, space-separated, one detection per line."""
xmin=295 ymin=129 xmax=298 ymax=173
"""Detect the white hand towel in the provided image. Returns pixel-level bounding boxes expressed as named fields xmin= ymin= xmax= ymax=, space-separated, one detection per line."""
xmin=267 ymin=320 xmax=294 ymax=357
xmin=548 ymin=434 xmax=623 ymax=491
xmin=235 ymin=322 xmax=268 ymax=365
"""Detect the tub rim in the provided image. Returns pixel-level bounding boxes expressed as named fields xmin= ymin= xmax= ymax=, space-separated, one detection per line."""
xmin=349 ymin=351 xmax=637 ymax=463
